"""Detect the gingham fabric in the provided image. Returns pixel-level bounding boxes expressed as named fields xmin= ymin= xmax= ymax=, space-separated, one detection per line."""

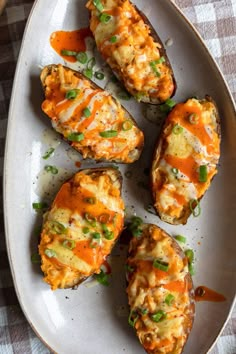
xmin=0 ymin=0 xmax=235 ymax=353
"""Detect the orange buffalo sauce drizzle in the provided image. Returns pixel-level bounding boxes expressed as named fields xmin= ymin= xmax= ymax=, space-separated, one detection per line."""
xmin=163 ymin=280 xmax=186 ymax=293
xmin=195 ymin=286 xmax=226 ymax=302
xmin=73 ymin=240 xmax=103 ymax=267
xmin=50 ymin=28 xmax=93 ymax=62
xmin=165 ymin=154 xmax=198 ymax=184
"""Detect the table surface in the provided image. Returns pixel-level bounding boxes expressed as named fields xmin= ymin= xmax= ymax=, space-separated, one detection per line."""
xmin=0 ymin=0 xmax=235 ymax=353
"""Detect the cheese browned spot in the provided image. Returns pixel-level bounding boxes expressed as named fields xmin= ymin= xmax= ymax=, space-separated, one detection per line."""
xmin=39 ymin=168 xmax=124 ymax=290
xmin=41 ymin=64 xmax=144 ymax=163
xmin=126 ymin=224 xmax=194 ymax=354
xmin=86 ymin=0 xmax=175 ymax=103
xmin=151 ymin=97 xmax=220 ymax=224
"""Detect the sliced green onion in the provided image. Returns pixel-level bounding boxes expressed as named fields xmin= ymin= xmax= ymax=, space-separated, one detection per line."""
xmin=83 ymin=197 xmax=96 ymax=204
xmin=93 ymin=0 xmax=104 ymax=12
xmin=159 ymin=99 xmax=176 ymax=114
xmin=134 ymin=92 xmax=144 ymax=102
xmin=82 ymin=227 xmax=90 ymax=234
xmin=117 ymin=90 xmax=131 ymax=100
xmin=31 ymin=253 xmax=41 ymax=264
xmin=174 ymin=235 xmax=186 ymax=244
xmin=189 ymin=113 xmax=199 ymax=124
xmin=150 ymin=61 xmax=161 ymax=77
xmin=132 ymin=228 xmax=142 ymax=237
xmin=95 ymin=71 xmax=105 ymax=80
xmin=165 ymin=98 xmax=176 ymax=108
xmin=99 ymin=13 xmax=112 ymax=23
xmin=65 ymin=89 xmax=80 ymax=100
xmin=140 ymin=308 xmax=148 ymax=315
xmin=199 ymin=165 xmax=208 ymax=183
xmin=42 ymin=147 xmax=55 ymax=159
xmin=32 ymin=202 xmax=48 ymax=210
xmin=172 ymin=124 xmax=183 ymax=135
xmin=128 ymin=311 xmax=139 ymax=327
xmin=153 ymin=259 xmax=169 ymax=272
xmin=44 ymin=165 xmax=58 ymax=175
xmin=151 ymin=310 xmax=166 ymax=322
xmin=45 ymin=249 xmax=56 ymax=258
xmin=94 ymin=269 xmax=109 ymax=286
xmin=84 ymin=212 xmax=97 ymax=227
xmin=125 ymin=264 xmax=134 ymax=273
xmin=155 ymin=56 xmax=165 ymax=64
xmin=83 ymin=68 xmax=93 ymax=79
xmin=185 ymin=249 xmax=194 ymax=264
xmin=171 ymin=167 xmax=178 ymax=175
xmin=83 ymin=107 xmax=91 ymax=117
xmin=129 ymin=216 xmax=143 ymax=238
xmin=67 ymin=132 xmax=84 ymax=142
xmin=101 ymin=224 xmax=114 ymax=240
xmin=92 ymin=232 xmax=101 ymax=239
xmin=188 ymin=263 xmax=195 ymax=276
xmin=62 ymin=239 xmax=76 ymax=250
xmin=99 ymin=130 xmax=118 ymax=138
xmin=50 ymin=221 xmax=67 ymax=234
xmin=122 ymin=120 xmax=133 ymax=131
xmin=87 ymin=57 xmax=96 ymax=70
xmin=165 ymin=294 xmax=175 ymax=306
xmin=61 ymin=49 xmax=77 ymax=56
xmin=76 ymin=51 xmax=88 ymax=64
xmin=189 ymin=199 xmax=201 ymax=217
xmin=110 ymin=35 xmax=117 ymax=43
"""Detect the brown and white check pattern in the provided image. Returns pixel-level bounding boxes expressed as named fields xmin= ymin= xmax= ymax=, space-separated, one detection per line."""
xmin=0 ymin=1 xmax=235 ymax=353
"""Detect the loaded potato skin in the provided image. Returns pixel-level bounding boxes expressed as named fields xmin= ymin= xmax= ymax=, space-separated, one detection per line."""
xmin=40 ymin=64 xmax=144 ymax=163
xmin=151 ymin=96 xmax=221 ymax=225
xmin=126 ymin=223 xmax=195 ymax=354
xmin=39 ymin=167 xmax=124 ymax=290
xmin=86 ymin=0 xmax=176 ymax=104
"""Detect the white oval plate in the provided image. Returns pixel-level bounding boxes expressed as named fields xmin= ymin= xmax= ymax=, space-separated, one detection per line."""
xmin=4 ymin=0 xmax=236 ymax=353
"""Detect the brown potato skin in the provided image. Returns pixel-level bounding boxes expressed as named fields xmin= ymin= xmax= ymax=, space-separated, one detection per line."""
xmin=151 ymin=96 xmax=221 ymax=225
xmin=40 ymin=64 xmax=144 ymax=163
xmin=126 ymin=223 xmax=195 ymax=354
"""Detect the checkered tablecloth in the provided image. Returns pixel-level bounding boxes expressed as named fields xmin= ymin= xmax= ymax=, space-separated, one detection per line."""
xmin=0 ymin=0 xmax=235 ymax=353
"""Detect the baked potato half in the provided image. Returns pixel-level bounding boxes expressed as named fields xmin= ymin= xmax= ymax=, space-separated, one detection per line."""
xmin=151 ymin=96 xmax=221 ymax=225
xmin=39 ymin=167 xmax=124 ymax=290
xmin=126 ymin=223 xmax=195 ymax=354
xmin=40 ymin=64 xmax=144 ymax=163
xmin=86 ymin=0 xmax=176 ymax=104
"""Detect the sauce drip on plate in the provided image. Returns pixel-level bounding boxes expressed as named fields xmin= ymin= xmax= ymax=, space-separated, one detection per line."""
xmin=195 ymin=286 xmax=226 ymax=302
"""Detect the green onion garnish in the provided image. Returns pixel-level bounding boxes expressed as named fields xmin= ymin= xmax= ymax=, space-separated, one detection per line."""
xmin=44 ymin=165 xmax=58 ymax=175
xmin=185 ymin=249 xmax=194 ymax=264
xmin=76 ymin=51 xmax=88 ymax=64
xmin=129 ymin=216 xmax=143 ymax=237
xmin=134 ymin=92 xmax=144 ymax=102
xmin=32 ymin=202 xmax=48 ymax=210
xmin=165 ymin=294 xmax=175 ymax=306
xmin=128 ymin=311 xmax=139 ymax=327
xmin=132 ymin=229 xmax=143 ymax=237
xmin=66 ymin=89 xmax=80 ymax=100
xmin=50 ymin=221 xmax=67 ymax=234
xmin=99 ymin=13 xmax=112 ymax=23
xmin=110 ymin=35 xmax=117 ymax=43
xmin=151 ymin=310 xmax=166 ymax=322
xmin=31 ymin=253 xmax=41 ymax=264
xmin=95 ymin=71 xmax=105 ymax=80
xmin=189 ymin=199 xmax=201 ymax=217
xmin=140 ymin=308 xmax=148 ymax=315
xmin=117 ymin=90 xmax=131 ymax=100
xmin=44 ymin=249 xmax=56 ymax=258
xmin=188 ymin=263 xmax=195 ymax=276
xmin=62 ymin=239 xmax=76 ymax=250
xmin=125 ymin=264 xmax=134 ymax=273
xmin=188 ymin=113 xmax=199 ymax=124
xmin=82 ymin=227 xmax=90 ymax=234
xmin=150 ymin=61 xmax=161 ymax=77
xmin=165 ymin=98 xmax=176 ymax=108
xmin=83 ymin=107 xmax=91 ymax=117
xmin=93 ymin=0 xmax=104 ymax=12
xmin=153 ymin=259 xmax=169 ymax=272
xmin=101 ymin=224 xmax=114 ymax=240
xmin=92 ymin=232 xmax=101 ymax=239
xmin=171 ymin=167 xmax=178 ymax=175
xmin=199 ymin=164 xmax=208 ymax=183
xmin=122 ymin=120 xmax=133 ymax=131
xmin=99 ymin=130 xmax=118 ymax=138
xmin=174 ymin=235 xmax=186 ymax=243
xmin=42 ymin=147 xmax=55 ymax=159
xmin=172 ymin=124 xmax=183 ymax=134
xmin=85 ymin=212 xmax=97 ymax=227
xmin=83 ymin=68 xmax=93 ymax=79
xmin=159 ymin=98 xmax=176 ymax=113
xmin=94 ymin=269 xmax=109 ymax=286
xmin=61 ymin=49 xmax=77 ymax=56
xmin=67 ymin=132 xmax=84 ymax=142
xmin=87 ymin=57 xmax=96 ymax=70
xmin=155 ymin=56 xmax=165 ymax=64
xmin=83 ymin=197 xmax=96 ymax=204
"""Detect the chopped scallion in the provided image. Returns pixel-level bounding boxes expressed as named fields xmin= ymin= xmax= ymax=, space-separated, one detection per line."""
xmin=67 ymin=132 xmax=84 ymax=142
xmin=171 ymin=167 xmax=178 ymax=175
xmin=87 ymin=57 xmax=96 ymax=70
xmin=99 ymin=130 xmax=118 ymax=138
xmin=172 ymin=124 xmax=183 ymax=135
xmin=44 ymin=249 xmax=56 ymax=258
xmin=150 ymin=310 xmax=166 ymax=322
xmin=84 ymin=212 xmax=97 ymax=227
xmin=62 ymin=239 xmax=76 ymax=250
xmin=122 ymin=120 xmax=133 ymax=131
xmin=188 ymin=263 xmax=195 ymax=276
xmin=150 ymin=61 xmax=161 ymax=77
xmin=83 ymin=107 xmax=91 ymax=117
xmin=174 ymin=235 xmax=186 ymax=243
xmin=94 ymin=71 xmax=105 ymax=80
xmin=99 ymin=13 xmax=112 ymax=23
xmin=42 ymin=147 xmax=55 ymax=159
xmin=92 ymin=232 xmax=101 ymax=239
xmin=189 ymin=199 xmax=201 ymax=217
xmin=189 ymin=113 xmax=199 ymax=124
xmin=128 ymin=311 xmax=139 ymax=327
xmin=165 ymin=294 xmax=175 ymax=306
xmin=153 ymin=259 xmax=169 ymax=272
xmin=82 ymin=227 xmax=90 ymax=234
xmin=199 ymin=165 xmax=208 ymax=183
xmin=125 ymin=264 xmax=134 ymax=273
xmin=155 ymin=56 xmax=165 ymax=64
xmin=44 ymin=165 xmax=58 ymax=175
xmin=83 ymin=68 xmax=93 ymax=79
xmin=94 ymin=269 xmax=109 ymax=286
xmin=32 ymin=202 xmax=48 ymax=210
xmin=76 ymin=51 xmax=88 ymax=64
xmin=50 ymin=221 xmax=67 ymax=234
xmin=65 ymin=89 xmax=80 ymax=100
xmin=185 ymin=249 xmax=194 ymax=264
xmin=110 ymin=35 xmax=117 ymax=43
xmin=93 ymin=0 xmax=104 ymax=12
xmin=61 ymin=49 xmax=77 ymax=56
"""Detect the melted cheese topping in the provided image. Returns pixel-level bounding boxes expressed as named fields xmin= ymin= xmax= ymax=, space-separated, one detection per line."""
xmin=39 ymin=168 xmax=124 ymax=290
xmin=127 ymin=224 xmax=194 ymax=354
xmin=41 ymin=65 xmax=144 ymax=163
xmin=152 ymin=98 xmax=220 ymax=222
xmin=86 ymin=0 xmax=175 ymax=102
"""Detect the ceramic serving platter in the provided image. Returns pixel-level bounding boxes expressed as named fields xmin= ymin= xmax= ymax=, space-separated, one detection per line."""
xmin=4 ymin=0 xmax=236 ymax=353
